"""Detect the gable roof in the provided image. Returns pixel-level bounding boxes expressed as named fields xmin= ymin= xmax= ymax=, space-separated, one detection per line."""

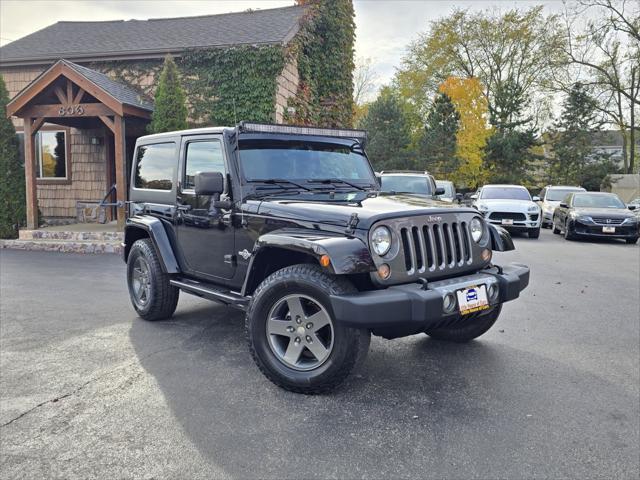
xmin=0 ymin=5 xmax=307 ymax=67
xmin=7 ymin=59 xmax=153 ymax=118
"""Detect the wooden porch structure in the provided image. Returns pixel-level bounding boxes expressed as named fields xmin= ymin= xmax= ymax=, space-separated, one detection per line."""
xmin=6 ymin=60 xmax=153 ymax=229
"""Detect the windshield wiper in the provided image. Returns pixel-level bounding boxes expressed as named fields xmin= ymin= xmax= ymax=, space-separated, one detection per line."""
xmin=248 ymin=179 xmax=311 ymax=191
xmin=306 ymin=178 xmax=370 ymax=191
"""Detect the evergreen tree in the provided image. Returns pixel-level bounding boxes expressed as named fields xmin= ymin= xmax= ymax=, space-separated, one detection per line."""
xmin=550 ymin=83 xmax=600 ymax=185
xmin=419 ymin=93 xmax=459 ymax=176
xmin=0 ymin=76 xmax=25 ymax=238
xmin=485 ymin=79 xmax=539 ymax=183
xmin=148 ymin=55 xmax=188 ymax=134
xmin=358 ymin=87 xmax=412 ymax=171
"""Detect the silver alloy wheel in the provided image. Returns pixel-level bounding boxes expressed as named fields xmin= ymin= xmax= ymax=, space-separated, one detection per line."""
xmin=266 ymin=294 xmax=334 ymax=371
xmin=131 ymin=256 xmax=151 ymax=306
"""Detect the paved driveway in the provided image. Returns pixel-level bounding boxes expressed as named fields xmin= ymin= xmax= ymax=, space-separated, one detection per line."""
xmin=1 ymin=231 xmax=638 ymax=479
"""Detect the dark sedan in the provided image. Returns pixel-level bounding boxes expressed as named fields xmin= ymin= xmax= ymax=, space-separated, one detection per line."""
xmin=553 ymin=192 xmax=639 ymax=244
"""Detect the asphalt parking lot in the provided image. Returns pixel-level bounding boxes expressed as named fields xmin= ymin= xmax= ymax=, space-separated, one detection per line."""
xmin=1 ymin=230 xmax=638 ymax=479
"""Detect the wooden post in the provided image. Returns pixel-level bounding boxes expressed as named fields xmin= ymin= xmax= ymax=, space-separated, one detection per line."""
xmin=23 ymin=118 xmax=39 ymax=229
xmin=113 ymin=115 xmax=127 ymax=230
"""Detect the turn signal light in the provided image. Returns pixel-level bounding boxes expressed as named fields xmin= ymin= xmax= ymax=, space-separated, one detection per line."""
xmin=319 ymin=255 xmax=331 ymax=268
xmin=377 ymin=263 xmax=391 ymax=279
xmin=481 ymin=249 xmax=492 ymax=262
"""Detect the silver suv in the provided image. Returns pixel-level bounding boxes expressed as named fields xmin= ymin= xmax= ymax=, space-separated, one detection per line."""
xmin=538 ymin=185 xmax=586 ymax=228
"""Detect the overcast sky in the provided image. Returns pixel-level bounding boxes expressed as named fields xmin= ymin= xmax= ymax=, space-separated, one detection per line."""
xmin=0 ymin=0 xmax=569 ymax=98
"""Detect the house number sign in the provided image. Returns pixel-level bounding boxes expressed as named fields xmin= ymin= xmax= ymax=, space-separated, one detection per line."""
xmin=58 ymin=105 xmax=85 ymax=116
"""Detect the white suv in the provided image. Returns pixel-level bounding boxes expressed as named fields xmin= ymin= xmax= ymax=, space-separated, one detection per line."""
xmin=538 ymin=185 xmax=586 ymax=228
xmin=472 ymin=184 xmax=542 ymax=238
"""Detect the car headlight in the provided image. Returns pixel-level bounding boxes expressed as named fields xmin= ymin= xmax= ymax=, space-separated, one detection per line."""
xmin=527 ymin=204 xmax=539 ymax=212
xmin=478 ymin=204 xmax=489 ymax=212
xmin=470 ymin=217 xmax=485 ymax=243
xmin=622 ymin=217 xmax=638 ymax=225
xmin=371 ymin=226 xmax=392 ymax=256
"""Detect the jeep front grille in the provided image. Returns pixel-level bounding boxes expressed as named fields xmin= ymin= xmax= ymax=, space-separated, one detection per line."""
xmin=399 ymin=221 xmax=472 ymax=274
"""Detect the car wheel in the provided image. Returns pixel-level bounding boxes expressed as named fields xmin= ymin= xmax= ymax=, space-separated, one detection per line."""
xmin=528 ymin=227 xmax=541 ymax=239
xmin=425 ymin=305 xmax=502 ymax=343
xmin=127 ymin=238 xmax=179 ymax=321
xmin=626 ymin=237 xmax=639 ymax=244
xmin=246 ymin=264 xmax=371 ymax=394
xmin=564 ymin=220 xmax=576 ymax=240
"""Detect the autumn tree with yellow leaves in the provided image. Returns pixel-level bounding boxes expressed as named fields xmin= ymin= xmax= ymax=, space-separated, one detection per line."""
xmin=438 ymin=77 xmax=492 ymax=188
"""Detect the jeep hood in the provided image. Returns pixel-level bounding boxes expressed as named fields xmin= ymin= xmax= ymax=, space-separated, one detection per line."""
xmin=255 ymin=193 xmax=477 ymax=230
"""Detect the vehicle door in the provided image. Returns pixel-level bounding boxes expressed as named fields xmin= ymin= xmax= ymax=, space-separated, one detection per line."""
xmin=555 ymin=193 xmax=572 ymax=225
xmin=174 ymin=135 xmax=235 ymax=281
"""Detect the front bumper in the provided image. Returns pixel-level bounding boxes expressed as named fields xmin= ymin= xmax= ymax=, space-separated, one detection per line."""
xmin=572 ymin=220 xmax=639 ymax=239
xmin=330 ymin=263 xmax=529 ymax=337
xmin=484 ymin=212 xmax=541 ymax=229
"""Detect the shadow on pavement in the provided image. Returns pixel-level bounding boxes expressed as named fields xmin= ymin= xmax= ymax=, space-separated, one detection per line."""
xmin=128 ymin=301 xmax=638 ymax=479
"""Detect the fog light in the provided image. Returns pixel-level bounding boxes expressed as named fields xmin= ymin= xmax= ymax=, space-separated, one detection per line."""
xmin=481 ymin=249 xmax=492 ymax=262
xmin=377 ymin=263 xmax=391 ymax=279
xmin=443 ymin=293 xmax=456 ymax=313
xmin=319 ymin=254 xmax=331 ymax=268
xmin=488 ymin=283 xmax=499 ymax=301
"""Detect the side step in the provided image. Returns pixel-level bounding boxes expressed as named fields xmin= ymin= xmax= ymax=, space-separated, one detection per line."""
xmin=170 ymin=278 xmax=249 ymax=310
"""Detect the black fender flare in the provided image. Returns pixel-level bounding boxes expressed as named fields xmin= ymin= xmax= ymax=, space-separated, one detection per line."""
xmin=124 ymin=216 xmax=180 ymax=273
xmin=488 ymin=224 xmax=515 ymax=252
xmin=241 ymin=229 xmax=376 ymax=296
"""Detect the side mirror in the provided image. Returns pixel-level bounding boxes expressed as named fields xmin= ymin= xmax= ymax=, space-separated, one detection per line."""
xmin=435 ymin=187 xmax=446 ymax=196
xmin=195 ymin=171 xmax=224 ymax=196
xmin=470 ymin=194 xmax=478 ymax=200
xmin=532 ymin=196 xmax=540 ymax=202
xmin=559 ymin=202 xmax=569 ymax=208
xmin=629 ymin=205 xmax=637 ymax=211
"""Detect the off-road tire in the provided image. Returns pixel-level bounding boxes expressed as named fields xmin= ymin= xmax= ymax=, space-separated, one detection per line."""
xmin=424 ymin=305 xmax=502 ymax=343
xmin=626 ymin=237 xmax=639 ymax=244
xmin=246 ymin=264 xmax=370 ymax=394
xmin=127 ymin=238 xmax=179 ymax=321
xmin=528 ymin=227 xmax=541 ymax=239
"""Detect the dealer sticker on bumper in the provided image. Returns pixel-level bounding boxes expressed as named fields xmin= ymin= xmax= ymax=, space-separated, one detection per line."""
xmin=456 ymin=285 xmax=490 ymax=315
xmin=501 ymin=219 xmax=514 ymax=225
xmin=602 ymin=226 xmax=616 ymax=233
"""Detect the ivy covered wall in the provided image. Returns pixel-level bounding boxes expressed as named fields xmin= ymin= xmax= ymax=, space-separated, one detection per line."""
xmin=94 ymin=0 xmax=356 ymax=128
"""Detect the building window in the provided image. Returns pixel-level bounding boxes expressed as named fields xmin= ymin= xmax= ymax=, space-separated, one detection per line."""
xmin=134 ymin=142 xmax=175 ymax=190
xmin=16 ymin=132 xmax=25 ymax=166
xmin=184 ymin=140 xmax=225 ymax=190
xmin=36 ymin=130 xmax=67 ymax=179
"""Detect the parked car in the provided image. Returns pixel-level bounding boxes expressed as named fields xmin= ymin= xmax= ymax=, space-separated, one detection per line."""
xmin=378 ymin=171 xmax=442 ymax=198
xmin=435 ymin=180 xmax=461 ymax=203
xmin=123 ymin=122 xmax=530 ymax=394
xmin=538 ymin=185 xmax=586 ymax=228
xmin=552 ymin=192 xmax=639 ymax=244
xmin=627 ymin=197 xmax=640 ymax=218
xmin=472 ymin=184 xmax=542 ymax=238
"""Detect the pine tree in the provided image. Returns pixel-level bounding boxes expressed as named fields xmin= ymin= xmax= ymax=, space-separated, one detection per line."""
xmin=550 ymin=83 xmax=600 ymax=185
xmin=148 ymin=55 xmax=188 ymax=134
xmin=419 ymin=93 xmax=459 ymax=177
xmin=0 ymin=76 xmax=25 ymax=238
xmin=358 ymin=87 xmax=412 ymax=171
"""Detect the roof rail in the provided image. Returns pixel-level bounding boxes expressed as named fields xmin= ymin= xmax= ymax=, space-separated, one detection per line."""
xmin=379 ymin=170 xmax=431 ymax=175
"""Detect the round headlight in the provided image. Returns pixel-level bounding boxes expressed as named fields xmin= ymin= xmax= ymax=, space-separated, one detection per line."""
xmin=371 ymin=226 xmax=392 ymax=256
xmin=470 ymin=217 xmax=484 ymax=243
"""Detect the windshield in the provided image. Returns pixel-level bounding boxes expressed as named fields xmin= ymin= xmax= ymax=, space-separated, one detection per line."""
xmin=436 ymin=181 xmax=454 ymax=197
xmin=480 ymin=187 xmax=531 ymax=201
xmin=239 ymin=139 xmax=375 ymax=187
xmin=546 ymin=188 xmax=583 ymax=201
xmin=572 ymin=193 xmax=625 ymax=209
xmin=381 ymin=175 xmax=433 ymax=195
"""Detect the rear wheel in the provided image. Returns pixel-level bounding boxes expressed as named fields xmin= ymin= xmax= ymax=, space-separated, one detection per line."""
xmin=246 ymin=264 xmax=370 ymax=394
xmin=425 ymin=305 xmax=502 ymax=343
xmin=127 ymin=238 xmax=179 ymax=321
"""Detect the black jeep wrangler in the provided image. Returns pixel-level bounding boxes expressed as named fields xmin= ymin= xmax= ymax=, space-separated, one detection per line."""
xmin=124 ymin=122 xmax=529 ymax=394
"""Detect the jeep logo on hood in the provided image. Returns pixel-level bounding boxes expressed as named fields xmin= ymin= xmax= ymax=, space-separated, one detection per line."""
xmin=425 ymin=215 xmax=442 ymax=223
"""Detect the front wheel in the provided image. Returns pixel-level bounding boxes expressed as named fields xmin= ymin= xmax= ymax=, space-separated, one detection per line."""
xmin=246 ymin=264 xmax=370 ymax=394
xmin=424 ymin=305 xmax=502 ymax=343
xmin=552 ymin=217 xmax=561 ymax=234
xmin=626 ymin=237 xmax=639 ymax=244
xmin=528 ymin=227 xmax=541 ymax=239
xmin=564 ymin=220 xmax=577 ymax=240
